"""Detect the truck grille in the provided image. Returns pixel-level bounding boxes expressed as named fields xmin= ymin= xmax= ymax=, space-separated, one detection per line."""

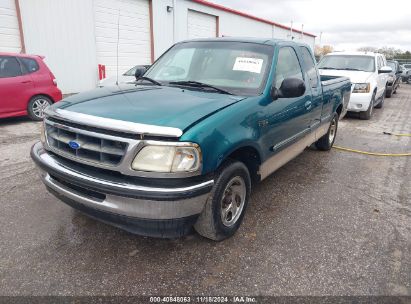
xmin=45 ymin=122 xmax=128 ymax=166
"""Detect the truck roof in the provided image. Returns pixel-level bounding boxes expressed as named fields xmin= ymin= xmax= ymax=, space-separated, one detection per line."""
xmin=178 ymin=37 xmax=311 ymax=48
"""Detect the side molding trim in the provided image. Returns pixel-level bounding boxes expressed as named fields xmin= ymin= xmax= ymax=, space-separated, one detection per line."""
xmin=259 ymin=121 xmax=330 ymax=180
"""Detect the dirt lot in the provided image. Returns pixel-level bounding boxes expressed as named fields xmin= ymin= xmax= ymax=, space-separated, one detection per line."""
xmin=0 ymin=84 xmax=410 ymax=297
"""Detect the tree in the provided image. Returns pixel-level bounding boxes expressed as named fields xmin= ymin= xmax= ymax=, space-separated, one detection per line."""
xmin=357 ymin=46 xmax=404 ymax=59
xmin=396 ymin=51 xmax=411 ymax=60
xmin=315 ymin=45 xmax=334 ymax=57
xmin=358 ymin=46 xmax=377 ymax=53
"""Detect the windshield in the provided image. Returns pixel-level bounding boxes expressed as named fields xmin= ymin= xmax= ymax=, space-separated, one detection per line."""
xmin=404 ymin=64 xmax=411 ymax=69
xmin=145 ymin=41 xmax=274 ymax=96
xmin=318 ymin=55 xmax=375 ymax=72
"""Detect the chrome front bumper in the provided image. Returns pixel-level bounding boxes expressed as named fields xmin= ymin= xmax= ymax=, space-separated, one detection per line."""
xmin=31 ymin=142 xmax=213 ymax=237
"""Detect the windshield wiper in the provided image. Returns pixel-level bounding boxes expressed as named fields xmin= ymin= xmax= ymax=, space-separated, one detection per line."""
xmin=169 ymin=81 xmax=233 ymax=95
xmin=319 ymin=67 xmax=338 ymax=70
xmin=136 ymin=76 xmax=162 ymax=86
xmin=340 ymin=68 xmax=362 ymax=71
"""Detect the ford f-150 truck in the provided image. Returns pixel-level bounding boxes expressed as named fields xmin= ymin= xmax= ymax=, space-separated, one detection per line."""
xmin=31 ymin=38 xmax=351 ymax=241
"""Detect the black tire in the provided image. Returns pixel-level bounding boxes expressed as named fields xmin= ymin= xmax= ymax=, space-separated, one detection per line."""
xmin=194 ymin=160 xmax=251 ymax=241
xmin=315 ymin=113 xmax=338 ymax=151
xmin=359 ymin=92 xmax=375 ymax=120
xmin=375 ymin=89 xmax=385 ymax=108
xmin=385 ymin=88 xmax=393 ymax=98
xmin=27 ymin=95 xmax=53 ymax=121
xmin=393 ymin=83 xmax=399 ymax=93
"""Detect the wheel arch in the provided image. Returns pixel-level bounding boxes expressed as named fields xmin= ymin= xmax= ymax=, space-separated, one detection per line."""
xmin=28 ymin=93 xmax=56 ymax=103
xmin=336 ymin=103 xmax=343 ymax=116
xmin=218 ymin=144 xmax=262 ymax=184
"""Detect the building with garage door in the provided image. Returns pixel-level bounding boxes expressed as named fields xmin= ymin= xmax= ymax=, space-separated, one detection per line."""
xmin=0 ymin=0 xmax=316 ymax=94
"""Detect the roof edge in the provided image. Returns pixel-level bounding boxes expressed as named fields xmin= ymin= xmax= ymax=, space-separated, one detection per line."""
xmin=191 ymin=0 xmax=316 ymax=38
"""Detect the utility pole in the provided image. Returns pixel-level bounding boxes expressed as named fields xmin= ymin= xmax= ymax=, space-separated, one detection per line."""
xmin=301 ymin=24 xmax=304 ymax=40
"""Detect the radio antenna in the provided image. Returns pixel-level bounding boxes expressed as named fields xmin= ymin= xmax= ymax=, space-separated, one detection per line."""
xmin=116 ymin=6 xmax=120 ymax=85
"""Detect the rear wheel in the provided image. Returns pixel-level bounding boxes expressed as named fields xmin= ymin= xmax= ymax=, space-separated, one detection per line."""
xmin=28 ymin=95 xmax=52 ymax=121
xmin=359 ymin=92 xmax=375 ymax=120
xmin=194 ymin=160 xmax=251 ymax=241
xmin=385 ymin=88 xmax=393 ymax=98
xmin=315 ymin=113 xmax=338 ymax=151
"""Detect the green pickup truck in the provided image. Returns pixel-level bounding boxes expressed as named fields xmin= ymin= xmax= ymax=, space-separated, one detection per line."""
xmin=31 ymin=38 xmax=351 ymax=241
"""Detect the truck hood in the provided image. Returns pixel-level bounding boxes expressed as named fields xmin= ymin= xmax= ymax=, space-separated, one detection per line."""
xmin=51 ymin=84 xmax=245 ymax=133
xmin=319 ymin=69 xmax=374 ymax=84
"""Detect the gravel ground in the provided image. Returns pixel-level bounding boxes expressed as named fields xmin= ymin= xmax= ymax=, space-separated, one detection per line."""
xmin=0 ymin=84 xmax=410 ymax=297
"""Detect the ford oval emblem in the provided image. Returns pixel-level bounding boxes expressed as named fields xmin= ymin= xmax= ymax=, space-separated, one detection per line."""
xmin=68 ymin=140 xmax=80 ymax=150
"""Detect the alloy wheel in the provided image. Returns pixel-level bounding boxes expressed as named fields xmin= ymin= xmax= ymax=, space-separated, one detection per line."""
xmin=32 ymin=99 xmax=50 ymax=119
xmin=220 ymin=176 xmax=246 ymax=227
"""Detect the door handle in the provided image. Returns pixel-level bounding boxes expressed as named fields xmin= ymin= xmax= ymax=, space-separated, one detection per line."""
xmin=21 ymin=80 xmax=32 ymax=84
xmin=305 ymin=100 xmax=312 ymax=110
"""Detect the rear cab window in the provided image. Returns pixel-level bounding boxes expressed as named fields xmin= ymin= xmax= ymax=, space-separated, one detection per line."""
xmin=300 ymin=47 xmax=319 ymax=88
xmin=20 ymin=57 xmax=40 ymax=74
xmin=377 ymin=56 xmax=383 ymax=70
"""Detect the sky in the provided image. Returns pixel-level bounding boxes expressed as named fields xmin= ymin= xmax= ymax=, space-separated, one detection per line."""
xmin=211 ymin=0 xmax=411 ymax=52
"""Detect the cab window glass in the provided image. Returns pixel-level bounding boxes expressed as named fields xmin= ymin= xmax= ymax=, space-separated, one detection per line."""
xmin=300 ymin=47 xmax=318 ymax=88
xmin=20 ymin=58 xmax=39 ymax=74
xmin=0 ymin=56 xmax=22 ymax=78
xmin=274 ymin=47 xmax=303 ymax=89
xmin=377 ymin=57 xmax=383 ymax=69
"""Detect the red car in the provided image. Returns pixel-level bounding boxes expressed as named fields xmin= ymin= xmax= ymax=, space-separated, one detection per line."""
xmin=0 ymin=52 xmax=62 ymax=121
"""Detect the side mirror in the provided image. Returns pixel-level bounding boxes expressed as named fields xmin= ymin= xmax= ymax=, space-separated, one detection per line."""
xmin=272 ymin=78 xmax=306 ymax=100
xmin=378 ymin=66 xmax=392 ymax=74
xmin=134 ymin=66 xmax=148 ymax=79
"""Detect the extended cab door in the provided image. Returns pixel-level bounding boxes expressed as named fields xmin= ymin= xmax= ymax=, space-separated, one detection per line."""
xmin=0 ymin=56 xmax=33 ymax=117
xmin=261 ymin=46 xmax=313 ymax=155
xmin=299 ymin=46 xmax=322 ymax=129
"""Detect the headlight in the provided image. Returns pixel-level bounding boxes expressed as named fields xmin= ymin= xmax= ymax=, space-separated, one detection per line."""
xmin=131 ymin=144 xmax=201 ymax=173
xmin=352 ymin=83 xmax=370 ymax=93
xmin=40 ymin=120 xmax=46 ymax=143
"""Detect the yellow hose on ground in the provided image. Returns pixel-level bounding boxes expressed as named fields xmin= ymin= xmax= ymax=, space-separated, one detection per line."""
xmin=333 ymin=146 xmax=411 ymax=157
xmin=383 ymin=132 xmax=411 ymax=137
xmin=332 ymin=131 xmax=411 ymax=156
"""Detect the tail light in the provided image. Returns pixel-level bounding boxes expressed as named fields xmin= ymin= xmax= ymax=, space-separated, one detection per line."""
xmin=49 ymin=71 xmax=57 ymax=86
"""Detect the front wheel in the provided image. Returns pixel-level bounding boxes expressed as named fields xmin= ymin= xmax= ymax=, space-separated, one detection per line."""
xmin=315 ymin=113 xmax=338 ymax=151
xmin=375 ymin=89 xmax=385 ymax=108
xmin=28 ymin=95 xmax=52 ymax=121
xmin=359 ymin=92 xmax=375 ymax=120
xmin=194 ymin=160 xmax=251 ymax=241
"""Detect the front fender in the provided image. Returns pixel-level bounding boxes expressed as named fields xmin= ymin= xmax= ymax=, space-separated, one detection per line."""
xmin=180 ymin=97 xmax=264 ymax=175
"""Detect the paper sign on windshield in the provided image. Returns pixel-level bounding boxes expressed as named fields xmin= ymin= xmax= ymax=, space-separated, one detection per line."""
xmin=233 ymin=57 xmax=263 ymax=74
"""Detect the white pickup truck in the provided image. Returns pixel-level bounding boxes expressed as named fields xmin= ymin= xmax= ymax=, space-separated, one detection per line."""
xmin=318 ymin=52 xmax=392 ymax=120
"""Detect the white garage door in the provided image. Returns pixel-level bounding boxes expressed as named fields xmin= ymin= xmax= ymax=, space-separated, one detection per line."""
xmin=187 ymin=10 xmax=217 ymax=39
xmin=0 ymin=0 xmax=21 ymax=52
xmin=94 ymin=0 xmax=152 ymax=79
